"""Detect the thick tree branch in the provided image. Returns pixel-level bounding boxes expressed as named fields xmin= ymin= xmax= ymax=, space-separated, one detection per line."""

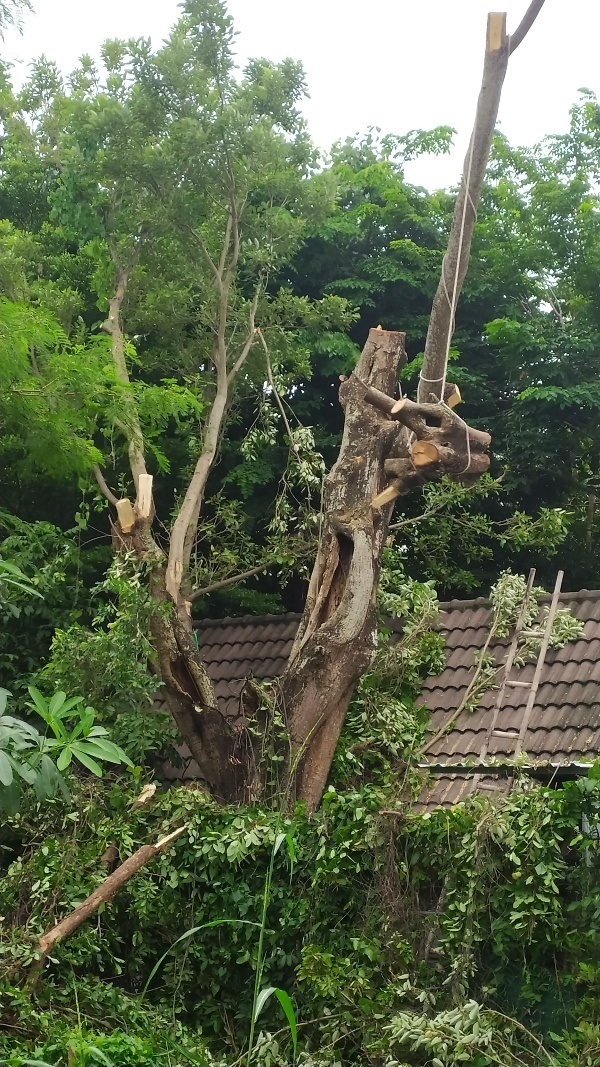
xmin=418 ymin=13 xmax=509 ymax=402
xmin=166 ymin=298 xmax=260 ymax=605
xmin=93 ymin=464 xmax=119 ymax=507
xmin=104 ymin=263 xmax=148 ymax=493
xmin=509 ymin=0 xmax=546 ymax=54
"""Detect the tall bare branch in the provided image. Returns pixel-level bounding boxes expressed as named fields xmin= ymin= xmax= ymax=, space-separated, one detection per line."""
xmin=165 ymin=281 xmax=261 ymax=605
xmin=418 ymin=4 xmax=547 ymax=403
xmin=103 ymin=263 xmax=148 ymax=493
xmin=509 ymin=0 xmax=546 ymax=54
xmin=418 ymin=13 xmax=510 ymax=402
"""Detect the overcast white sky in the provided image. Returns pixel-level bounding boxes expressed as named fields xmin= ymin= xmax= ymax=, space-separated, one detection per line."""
xmin=3 ymin=0 xmax=599 ymax=188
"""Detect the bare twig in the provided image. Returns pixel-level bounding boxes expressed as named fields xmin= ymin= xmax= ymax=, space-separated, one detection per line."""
xmin=189 ymin=560 xmax=276 ymax=602
xmin=256 ymin=327 xmax=303 ymax=465
xmin=187 ymin=226 xmax=223 ymax=289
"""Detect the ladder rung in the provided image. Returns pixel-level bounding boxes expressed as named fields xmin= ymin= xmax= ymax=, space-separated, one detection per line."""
xmin=492 ymin=729 xmax=519 ymax=738
xmin=521 ymin=630 xmax=545 ymax=638
xmin=505 ymin=680 xmax=531 ymax=688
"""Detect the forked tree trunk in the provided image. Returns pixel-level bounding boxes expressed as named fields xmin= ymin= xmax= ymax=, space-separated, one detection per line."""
xmin=277 ymin=329 xmax=407 ymax=810
xmin=103 ymin=5 xmax=546 ymax=812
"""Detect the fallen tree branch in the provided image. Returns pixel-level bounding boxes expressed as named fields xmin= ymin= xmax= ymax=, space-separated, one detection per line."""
xmin=28 ymin=826 xmax=187 ymax=984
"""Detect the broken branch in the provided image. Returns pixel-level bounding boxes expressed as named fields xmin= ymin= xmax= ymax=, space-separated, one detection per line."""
xmin=31 ymin=827 xmax=187 ymax=980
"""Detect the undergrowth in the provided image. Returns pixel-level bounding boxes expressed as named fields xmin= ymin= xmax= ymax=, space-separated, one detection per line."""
xmin=1 ymin=770 xmax=600 ymax=1066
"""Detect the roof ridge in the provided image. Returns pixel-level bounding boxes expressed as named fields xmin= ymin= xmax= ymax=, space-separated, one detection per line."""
xmin=438 ymin=588 xmax=600 ymax=612
xmin=193 ymin=611 xmax=302 ymax=629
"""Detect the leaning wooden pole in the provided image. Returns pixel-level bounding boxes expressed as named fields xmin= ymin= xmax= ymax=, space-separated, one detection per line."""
xmin=418 ymin=2 xmax=547 ymax=403
xmin=28 ymin=826 xmax=187 ymax=983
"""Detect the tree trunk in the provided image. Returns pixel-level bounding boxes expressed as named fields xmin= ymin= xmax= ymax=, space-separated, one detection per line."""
xmin=111 ymin=511 xmax=246 ymax=803
xmin=276 ymin=328 xmax=407 ymax=810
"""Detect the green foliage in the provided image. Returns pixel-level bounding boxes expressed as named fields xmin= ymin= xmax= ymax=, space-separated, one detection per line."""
xmin=391 ymin=476 xmax=569 ymax=594
xmin=41 ymin=554 xmax=179 ymax=766
xmin=0 ymin=685 xmax=131 ymax=815
xmin=25 ymin=686 xmax=133 ymax=778
xmin=1 ymin=773 xmax=600 ymax=1065
xmin=0 ymin=513 xmax=96 ymax=696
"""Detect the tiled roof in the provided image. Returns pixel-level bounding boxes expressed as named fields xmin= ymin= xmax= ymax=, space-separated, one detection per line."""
xmin=194 ymin=612 xmax=300 ymax=721
xmin=411 ymin=772 xmax=512 ymax=813
xmin=422 ymin=590 xmax=600 ymax=766
xmin=159 ymin=591 xmax=600 ymax=801
xmin=160 ymin=613 xmax=301 ymax=780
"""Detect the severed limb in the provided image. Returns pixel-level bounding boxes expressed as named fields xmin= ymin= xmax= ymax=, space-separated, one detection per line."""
xmin=28 ymin=826 xmax=187 ymax=985
xmin=363 ymin=382 xmax=490 ymax=507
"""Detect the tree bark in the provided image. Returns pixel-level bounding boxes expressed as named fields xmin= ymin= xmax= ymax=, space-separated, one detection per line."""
xmin=148 ymin=588 xmax=245 ymax=801
xmin=418 ymin=13 xmax=510 ymax=403
xmin=276 ymin=328 xmax=407 ymax=811
xmin=103 ymin=265 xmax=148 ymax=493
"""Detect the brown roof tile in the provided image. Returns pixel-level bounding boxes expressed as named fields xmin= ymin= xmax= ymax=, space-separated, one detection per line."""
xmin=159 ymin=592 xmax=600 ymax=806
xmin=422 ymin=589 xmax=600 ymax=772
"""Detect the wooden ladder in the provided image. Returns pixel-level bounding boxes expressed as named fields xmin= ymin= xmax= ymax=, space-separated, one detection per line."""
xmin=469 ymin=569 xmax=564 ymax=796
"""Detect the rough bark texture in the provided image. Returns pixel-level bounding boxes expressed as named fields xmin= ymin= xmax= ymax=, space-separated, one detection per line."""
xmin=111 ymin=505 xmax=245 ymax=803
xmin=277 ymin=328 xmax=407 ymax=811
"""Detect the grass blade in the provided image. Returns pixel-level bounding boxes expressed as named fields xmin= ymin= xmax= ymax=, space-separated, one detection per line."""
xmin=141 ymin=919 xmax=261 ymax=998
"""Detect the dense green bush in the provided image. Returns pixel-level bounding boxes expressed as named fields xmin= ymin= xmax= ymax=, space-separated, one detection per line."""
xmin=1 ymin=769 xmax=600 ymax=1066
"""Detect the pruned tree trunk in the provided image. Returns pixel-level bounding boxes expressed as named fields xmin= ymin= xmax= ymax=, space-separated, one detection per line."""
xmin=275 ymin=326 xmax=492 ymax=811
xmin=95 ymin=4 xmax=547 ymax=813
xmin=276 ymin=328 xmax=406 ymax=810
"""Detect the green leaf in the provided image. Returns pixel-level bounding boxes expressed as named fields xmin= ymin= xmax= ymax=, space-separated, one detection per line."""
xmin=0 ymin=749 xmax=13 ymax=786
xmin=253 ymin=986 xmax=298 ymax=1058
xmin=70 ymin=744 xmax=103 ymax=776
xmin=39 ymin=754 xmax=59 ymax=799
xmin=48 ymin=690 xmax=67 ymax=717
xmin=27 ymin=685 xmax=49 ymax=719
xmin=142 ymin=919 xmax=262 ymax=998
xmin=57 ymin=746 xmax=73 ymax=771
xmin=9 ymin=754 xmax=36 ymax=785
xmin=0 ymin=780 xmax=20 ymax=815
xmin=0 ymin=689 xmax=9 ymax=715
xmin=80 ymin=737 xmax=134 ymax=767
